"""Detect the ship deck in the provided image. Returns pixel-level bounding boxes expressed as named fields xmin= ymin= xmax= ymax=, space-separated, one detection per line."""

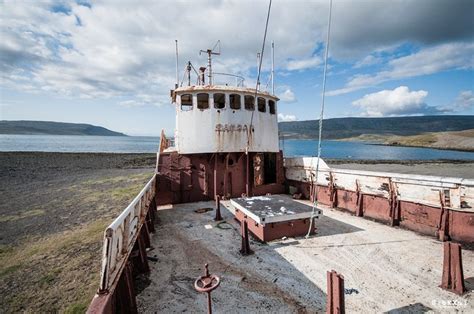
xmin=136 ymin=197 xmax=474 ymax=313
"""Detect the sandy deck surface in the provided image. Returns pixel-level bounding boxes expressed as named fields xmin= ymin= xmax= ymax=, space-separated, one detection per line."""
xmin=137 ymin=200 xmax=473 ymax=313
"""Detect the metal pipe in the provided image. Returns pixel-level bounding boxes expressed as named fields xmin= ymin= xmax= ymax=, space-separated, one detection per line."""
xmin=175 ymin=40 xmax=179 ymax=89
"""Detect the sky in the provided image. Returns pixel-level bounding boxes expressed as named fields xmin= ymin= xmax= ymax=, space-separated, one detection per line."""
xmin=0 ymin=0 xmax=473 ymax=136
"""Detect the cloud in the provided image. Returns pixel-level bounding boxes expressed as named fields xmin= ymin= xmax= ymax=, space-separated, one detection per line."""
xmin=441 ymin=90 xmax=474 ymax=112
xmin=352 ymin=86 xmax=442 ymax=117
xmin=328 ymin=42 xmax=474 ymax=96
xmin=278 ymin=113 xmax=298 ymax=122
xmin=1 ymin=0 xmax=473 ymax=105
xmin=328 ymin=0 xmax=474 ymax=59
xmin=278 ymin=88 xmax=296 ymax=102
xmin=286 ymin=56 xmax=322 ymax=71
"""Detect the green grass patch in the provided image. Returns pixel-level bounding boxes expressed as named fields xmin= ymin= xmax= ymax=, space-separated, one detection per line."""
xmin=0 ymin=209 xmax=45 ymax=223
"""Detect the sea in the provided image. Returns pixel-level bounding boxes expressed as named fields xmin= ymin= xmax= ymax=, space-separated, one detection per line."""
xmin=1 ymin=134 xmax=474 ymax=160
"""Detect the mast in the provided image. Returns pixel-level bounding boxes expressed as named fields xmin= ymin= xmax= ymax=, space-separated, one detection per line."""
xmin=200 ymin=40 xmax=221 ymax=86
xmin=175 ymin=40 xmax=179 ymax=89
xmin=271 ymin=41 xmax=275 ymax=95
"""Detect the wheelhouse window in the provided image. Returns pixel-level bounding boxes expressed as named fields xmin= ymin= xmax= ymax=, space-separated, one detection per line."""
xmin=244 ymin=95 xmax=254 ymax=110
xmin=197 ymin=93 xmax=209 ymax=109
xmin=214 ymin=93 xmax=225 ymax=109
xmin=269 ymin=100 xmax=276 ymax=114
xmin=258 ymin=97 xmax=266 ymax=113
xmin=180 ymin=94 xmax=193 ymax=111
xmin=229 ymin=94 xmax=241 ymax=110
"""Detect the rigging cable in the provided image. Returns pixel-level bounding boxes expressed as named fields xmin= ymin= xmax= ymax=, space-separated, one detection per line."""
xmin=247 ymin=0 xmax=272 ymax=150
xmin=306 ymin=0 xmax=333 ymax=238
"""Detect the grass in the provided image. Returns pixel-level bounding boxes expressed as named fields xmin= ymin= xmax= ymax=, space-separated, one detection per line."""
xmin=0 ymin=171 xmax=153 ymax=312
xmin=0 ymin=209 xmax=45 ymax=223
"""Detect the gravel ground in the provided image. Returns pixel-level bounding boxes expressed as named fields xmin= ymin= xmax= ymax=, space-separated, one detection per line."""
xmin=0 ymin=152 xmax=155 ymax=312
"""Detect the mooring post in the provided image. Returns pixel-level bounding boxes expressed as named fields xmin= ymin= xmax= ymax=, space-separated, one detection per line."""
xmin=215 ymin=195 xmax=223 ymax=221
xmin=326 ymin=270 xmax=345 ymax=314
xmin=240 ymin=219 xmax=253 ymax=256
xmin=440 ymin=242 xmax=465 ymax=295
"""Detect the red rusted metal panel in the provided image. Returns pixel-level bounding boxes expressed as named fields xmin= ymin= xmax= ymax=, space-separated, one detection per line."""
xmin=440 ymin=242 xmax=465 ymax=295
xmin=399 ymin=201 xmax=440 ymax=237
xmin=450 ymin=210 xmax=474 ymax=243
xmin=326 ymin=270 xmax=345 ymax=314
xmin=360 ymin=194 xmax=392 ymax=223
xmin=335 ymin=189 xmax=358 ymax=214
xmin=157 ymin=152 xmax=285 ymax=205
xmin=234 ymin=207 xmax=315 ymax=242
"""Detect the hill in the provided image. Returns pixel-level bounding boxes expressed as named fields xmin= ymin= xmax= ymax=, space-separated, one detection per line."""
xmin=278 ymin=115 xmax=474 ymax=139
xmin=346 ymin=129 xmax=474 ymax=152
xmin=0 ymin=120 xmax=127 ymax=136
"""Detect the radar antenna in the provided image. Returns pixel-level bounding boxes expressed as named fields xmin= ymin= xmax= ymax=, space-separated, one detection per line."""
xmin=200 ymin=40 xmax=221 ymax=85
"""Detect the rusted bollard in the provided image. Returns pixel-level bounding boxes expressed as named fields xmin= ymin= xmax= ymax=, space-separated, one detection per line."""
xmin=194 ymin=264 xmax=220 ymax=314
xmin=214 ymin=195 xmax=223 ymax=221
xmin=240 ymin=219 xmax=253 ymax=256
xmin=326 ymin=270 xmax=345 ymax=314
xmin=440 ymin=242 xmax=465 ymax=295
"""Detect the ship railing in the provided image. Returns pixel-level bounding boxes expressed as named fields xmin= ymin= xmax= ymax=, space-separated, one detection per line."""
xmin=285 ymin=156 xmax=474 ymax=243
xmin=212 ymin=72 xmax=246 ymax=87
xmin=88 ymin=173 xmax=157 ymax=312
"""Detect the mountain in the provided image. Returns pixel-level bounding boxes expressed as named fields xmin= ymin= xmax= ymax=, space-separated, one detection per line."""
xmin=278 ymin=115 xmax=474 ymax=139
xmin=0 ymin=120 xmax=127 ymax=136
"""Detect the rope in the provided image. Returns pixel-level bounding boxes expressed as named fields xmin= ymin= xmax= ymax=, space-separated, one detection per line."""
xmin=306 ymin=0 xmax=333 ymax=238
xmin=247 ymin=0 xmax=272 ymax=149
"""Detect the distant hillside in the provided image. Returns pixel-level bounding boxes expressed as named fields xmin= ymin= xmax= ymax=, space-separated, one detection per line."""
xmin=0 ymin=121 xmax=127 ymax=136
xmin=279 ymin=115 xmax=474 ymax=139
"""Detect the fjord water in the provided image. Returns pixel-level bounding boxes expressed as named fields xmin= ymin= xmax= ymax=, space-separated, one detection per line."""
xmin=1 ymin=134 xmax=474 ymax=160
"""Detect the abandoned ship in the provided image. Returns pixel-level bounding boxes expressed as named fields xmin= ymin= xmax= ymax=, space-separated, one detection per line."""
xmin=87 ymin=4 xmax=474 ymax=309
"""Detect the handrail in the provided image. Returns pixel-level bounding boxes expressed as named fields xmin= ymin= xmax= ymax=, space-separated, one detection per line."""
xmin=285 ymin=157 xmax=474 ymax=212
xmin=98 ymin=173 xmax=156 ymax=292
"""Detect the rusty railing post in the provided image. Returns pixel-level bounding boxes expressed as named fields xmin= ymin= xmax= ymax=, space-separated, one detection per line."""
xmin=440 ymin=242 xmax=465 ymax=295
xmin=214 ymin=195 xmax=223 ymax=221
xmin=326 ymin=270 xmax=345 ymax=314
xmin=240 ymin=219 xmax=253 ymax=256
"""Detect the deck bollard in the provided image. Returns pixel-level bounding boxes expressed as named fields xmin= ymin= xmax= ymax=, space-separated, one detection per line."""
xmin=240 ymin=219 xmax=253 ymax=256
xmin=215 ymin=195 xmax=223 ymax=221
xmin=194 ymin=264 xmax=220 ymax=314
xmin=326 ymin=270 xmax=345 ymax=314
xmin=440 ymin=242 xmax=465 ymax=295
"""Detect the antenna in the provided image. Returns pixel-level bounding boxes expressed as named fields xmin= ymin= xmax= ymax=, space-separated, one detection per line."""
xmin=200 ymin=40 xmax=221 ymax=85
xmin=175 ymin=40 xmax=179 ymax=89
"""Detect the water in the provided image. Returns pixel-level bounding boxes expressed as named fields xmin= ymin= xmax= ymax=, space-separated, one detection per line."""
xmin=1 ymin=134 xmax=473 ymax=160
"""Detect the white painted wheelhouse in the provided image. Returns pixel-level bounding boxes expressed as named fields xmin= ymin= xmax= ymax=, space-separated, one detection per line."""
xmin=172 ymin=85 xmax=279 ymax=154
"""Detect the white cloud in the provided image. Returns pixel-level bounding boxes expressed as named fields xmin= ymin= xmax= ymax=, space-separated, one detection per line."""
xmin=329 ymin=42 xmax=474 ymax=96
xmin=278 ymin=88 xmax=296 ymax=102
xmin=1 ymin=0 xmax=473 ymax=105
xmin=286 ymin=56 xmax=322 ymax=71
xmin=278 ymin=113 xmax=298 ymax=122
xmin=352 ymin=86 xmax=441 ymax=117
xmin=442 ymin=90 xmax=474 ymax=112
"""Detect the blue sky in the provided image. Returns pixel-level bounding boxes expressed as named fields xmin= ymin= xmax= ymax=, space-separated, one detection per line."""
xmin=1 ymin=0 xmax=473 ymax=136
